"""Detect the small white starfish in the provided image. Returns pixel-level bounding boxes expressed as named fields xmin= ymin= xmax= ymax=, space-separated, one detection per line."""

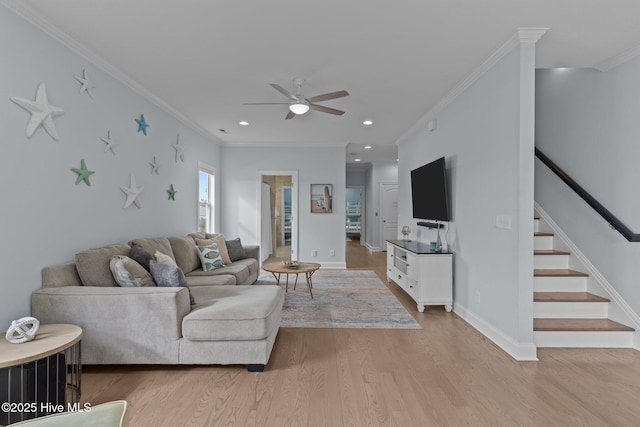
xmin=149 ymin=156 xmax=161 ymax=175
xmin=100 ymin=130 xmax=118 ymax=154
xmin=172 ymin=134 xmax=186 ymax=163
xmin=73 ymin=69 xmax=96 ymax=99
xmin=120 ymin=173 xmax=144 ymax=209
xmin=11 ymin=82 xmax=65 ymax=140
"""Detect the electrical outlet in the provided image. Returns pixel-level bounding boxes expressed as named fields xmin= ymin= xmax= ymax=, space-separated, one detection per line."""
xmin=311 ymin=250 xmax=317 ymax=257
xmin=329 ymin=249 xmax=335 ymax=256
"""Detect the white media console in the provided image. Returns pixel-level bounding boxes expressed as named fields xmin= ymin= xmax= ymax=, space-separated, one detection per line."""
xmin=386 ymin=240 xmax=453 ymax=313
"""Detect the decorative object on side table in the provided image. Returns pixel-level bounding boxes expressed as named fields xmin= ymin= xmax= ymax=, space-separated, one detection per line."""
xmin=401 ymin=225 xmax=411 ymax=241
xmin=5 ymin=317 xmax=40 ymax=344
xmin=11 ymin=82 xmax=65 ymax=140
xmin=282 ymin=260 xmax=299 ymax=269
xmin=310 ymin=184 xmax=332 ymax=213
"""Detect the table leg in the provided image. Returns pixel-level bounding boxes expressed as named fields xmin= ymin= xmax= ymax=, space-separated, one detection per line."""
xmin=293 ymin=273 xmax=299 ymax=290
xmin=306 ymin=271 xmax=314 ymax=299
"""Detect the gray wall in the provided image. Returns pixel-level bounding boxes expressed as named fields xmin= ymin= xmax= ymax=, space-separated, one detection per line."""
xmin=220 ymin=146 xmax=346 ymax=266
xmin=0 ymin=7 xmax=221 ymax=328
xmin=536 ymin=62 xmax=640 ymax=316
xmin=397 ymin=44 xmax=536 ymax=349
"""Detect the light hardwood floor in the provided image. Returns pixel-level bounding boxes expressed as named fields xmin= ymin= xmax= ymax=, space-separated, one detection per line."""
xmin=81 ymin=237 xmax=640 ymax=426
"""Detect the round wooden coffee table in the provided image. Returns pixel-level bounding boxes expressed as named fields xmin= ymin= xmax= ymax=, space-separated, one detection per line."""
xmin=262 ymin=262 xmax=321 ymax=298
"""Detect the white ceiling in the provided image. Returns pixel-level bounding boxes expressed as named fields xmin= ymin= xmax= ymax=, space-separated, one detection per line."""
xmin=4 ymin=0 xmax=640 ymax=167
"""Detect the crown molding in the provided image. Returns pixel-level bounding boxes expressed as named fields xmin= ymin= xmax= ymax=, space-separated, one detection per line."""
xmin=395 ymin=27 xmax=548 ymax=146
xmin=221 ymin=140 xmax=348 ymax=149
xmin=0 ymin=0 xmax=221 ymax=145
xmin=595 ymin=43 xmax=640 ymax=71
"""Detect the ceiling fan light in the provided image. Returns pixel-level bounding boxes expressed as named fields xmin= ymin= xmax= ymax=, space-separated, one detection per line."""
xmin=289 ymin=101 xmax=310 ymax=115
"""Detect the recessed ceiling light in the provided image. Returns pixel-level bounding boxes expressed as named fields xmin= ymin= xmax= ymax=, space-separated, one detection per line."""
xmin=363 ymin=120 xmax=373 ymax=126
xmin=364 ymin=145 xmax=372 ymax=149
xmin=239 ymin=121 xmax=249 ymax=126
xmin=354 ymin=158 xmax=361 ymax=162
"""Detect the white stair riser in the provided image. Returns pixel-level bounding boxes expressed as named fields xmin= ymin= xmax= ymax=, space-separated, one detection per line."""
xmin=535 ymin=331 xmax=633 ymax=348
xmin=534 ymin=235 xmax=553 ymax=250
xmin=534 ymin=302 xmax=608 ymax=319
xmin=534 ymin=219 xmax=540 ymax=232
xmin=534 ymin=276 xmax=587 ymax=292
xmin=534 ymin=254 xmax=569 ymax=269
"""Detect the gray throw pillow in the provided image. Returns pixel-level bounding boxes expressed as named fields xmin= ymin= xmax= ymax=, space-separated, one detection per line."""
xmin=130 ymin=244 xmax=153 ymax=272
xmin=225 ymin=238 xmax=247 ymax=262
xmin=149 ymin=260 xmax=195 ymax=305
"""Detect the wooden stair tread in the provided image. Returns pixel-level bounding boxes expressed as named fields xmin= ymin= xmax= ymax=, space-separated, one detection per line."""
xmin=534 ymin=250 xmax=570 ymax=255
xmin=534 ymin=292 xmax=609 ymax=302
xmin=534 ymin=318 xmax=634 ymax=332
xmin=534 ymin=269 xmax=588 ymax=277
xmin=534 ymin=232 xmax=554 ymax=236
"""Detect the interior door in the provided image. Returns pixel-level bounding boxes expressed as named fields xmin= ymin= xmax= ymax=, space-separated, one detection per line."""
xmin=381 ymin=183 xmax=398 ymax=245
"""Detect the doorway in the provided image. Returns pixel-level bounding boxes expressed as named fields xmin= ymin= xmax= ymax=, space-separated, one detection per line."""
xmin=258 ymin=171 xmax=298 ymax=265
xmin=345 ymin=186 xmax=365 ymax=246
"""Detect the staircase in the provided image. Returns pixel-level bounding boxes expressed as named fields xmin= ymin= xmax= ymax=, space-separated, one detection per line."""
xmin=533 ymin=216 xmax=636 ymax=348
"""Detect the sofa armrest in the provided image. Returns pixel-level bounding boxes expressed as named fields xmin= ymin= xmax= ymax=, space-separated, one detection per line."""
xmin=32 ymin=286 xmax=191 ymax=364
xmin=243 ymin=245 xmax=260 ymax=263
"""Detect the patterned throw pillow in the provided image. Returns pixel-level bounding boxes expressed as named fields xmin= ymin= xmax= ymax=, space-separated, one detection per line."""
xmin=195 ymin=235 xmax=231 ymax=265
xmin=149 ymin=260 xmax=195 ymax=305
xmin=110 ymin=255 xmax=155 ymax=287
xmin=197 ymin=243 xmax=225 ymax=271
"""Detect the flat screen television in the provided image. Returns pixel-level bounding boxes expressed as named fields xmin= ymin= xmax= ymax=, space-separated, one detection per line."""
xmin=410 ymin=156 xmax=450 ymax=222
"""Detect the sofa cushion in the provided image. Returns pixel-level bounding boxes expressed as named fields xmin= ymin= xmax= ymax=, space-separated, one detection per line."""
xmin=110 ymin=255 xmax=155 ymax=287
xmin=150 ymin=260 xmax=194 ymax=305
xmin=168 ymin=236 xmax=200 ymax=274
xmin=129 ymin=244 xmax=154 ymax=272
xmin=195 ymin=236 xmax=231 ymax=265
xmin=196 ymin=243 xmax=225 ymax=271
xmin=187 ymin=261 xmax=251 ymax=285
xmin=155 ymin=251 xmax=177 ymax=267
xmin=186 ymin=274 xmax=236 ymax=287
xmin=225 ymin=237 xmax=248 ymax=262
xmin=183 ymin=285 xmax=284 ymax=341
xmin=129 ymin=238 xmax=175 ymax=263
xmin=75 ymin=244 xmax=131 ymax=287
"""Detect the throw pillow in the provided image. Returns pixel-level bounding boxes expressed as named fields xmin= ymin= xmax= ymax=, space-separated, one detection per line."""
xmin=149 ymin=260 xmax=195 ymax=305
xmin=129 ymin=244 xmax=154 ymax=272
xmin=225 ymin=237 xmax=248 ymax=262
xmin=110 ymin=256 xmax=155 ymax=287
xmin=155 ymin=250 xmax=177 ymax=267
xmin=196 ymin=243 xmax=225 ymax=271
xmin=195 ymin=235 xmax=231 ymax=265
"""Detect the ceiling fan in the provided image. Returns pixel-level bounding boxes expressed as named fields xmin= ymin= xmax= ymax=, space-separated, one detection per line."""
xmin=244 ymin=78 xmax=349 ymax=120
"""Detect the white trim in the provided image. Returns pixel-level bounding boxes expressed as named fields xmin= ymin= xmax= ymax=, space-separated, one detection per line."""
xmin=222 ymin=140 xmax=348 ymax=148
xmin=197 ymin=162 xmax=217 ymax=233
xmin=595 ymin=43 xmax=640 ymax=72
xmin=365 ymin=243 xmax=382 ymax=252
xmin=395 ymin=27 xmax=548 ymax=147
xmin=379 ymin=182 xmax=398 ymax=249
xmin=535 ymin=202 xmax=640 ymax=351
xmin=257 ymin=170 xmax=299 ymax=261
xmin=319 ymin=262 xmax=347 ymax=269
xmin=0 ymin=0 xmax=218 ymax=143
xmin=454 ymin=303 xmax=539 ymax=361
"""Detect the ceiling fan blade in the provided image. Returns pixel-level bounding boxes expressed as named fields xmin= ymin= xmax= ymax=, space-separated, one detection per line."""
xmin=243 ymin=102 xmax=289 ymax=105
xmin=306 ymin=90 xmax=349 ymax=103
xmin=270 ymin=83 xmax=298 ymax=101
xmin=285 ymin=111 xmax=296 ymax=120
xmin=310 ymin=104 xmax=345 ymax=116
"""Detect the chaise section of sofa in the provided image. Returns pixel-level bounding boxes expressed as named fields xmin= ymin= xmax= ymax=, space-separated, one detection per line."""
xmin=32 ymin=234 xmax=283 ymax=371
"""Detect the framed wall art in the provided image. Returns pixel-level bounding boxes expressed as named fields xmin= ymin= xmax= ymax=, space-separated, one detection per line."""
xmin=310 ymin=184 xmax=332 ymax=213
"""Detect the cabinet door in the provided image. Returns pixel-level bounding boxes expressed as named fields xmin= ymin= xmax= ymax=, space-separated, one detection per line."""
xmin=405 ymin=252 xmax=419 ymax=280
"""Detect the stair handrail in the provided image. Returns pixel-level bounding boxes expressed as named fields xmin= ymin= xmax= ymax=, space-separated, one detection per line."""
xmin=535 ymin=148 xmax=640 ymax=242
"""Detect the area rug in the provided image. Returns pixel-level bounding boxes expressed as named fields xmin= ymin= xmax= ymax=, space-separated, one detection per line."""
xmin=257 ymin=269 xmax=421 ymax=329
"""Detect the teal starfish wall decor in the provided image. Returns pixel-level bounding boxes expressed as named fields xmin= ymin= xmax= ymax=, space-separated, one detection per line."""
xmin=71 ymin=159 xmax=95 ymax=186
xmin=135 ymin=114 xmax=149 ymax=135
xmin=167 ymin=184 xmax=177 ymax=201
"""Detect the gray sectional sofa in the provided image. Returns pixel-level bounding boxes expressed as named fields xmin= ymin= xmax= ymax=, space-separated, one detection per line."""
xmin=32 ymin=234 xmax=284 ymax=372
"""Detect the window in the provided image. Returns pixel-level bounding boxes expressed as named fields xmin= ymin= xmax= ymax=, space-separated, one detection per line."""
xmin=198 ymin=163 xmax=216 ymax=233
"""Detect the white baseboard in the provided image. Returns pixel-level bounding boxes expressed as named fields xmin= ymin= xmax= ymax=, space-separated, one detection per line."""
xmin=319 ymin=262 xmax=347 ymax=269
xmin=365 ymin=243 xmax=382 ymax=252
xmin=454 ymin=303 xmax=538 ymax=361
